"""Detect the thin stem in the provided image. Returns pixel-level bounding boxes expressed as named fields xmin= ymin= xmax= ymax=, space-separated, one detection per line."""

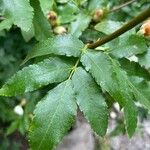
xmin=68 ymin=59 xmax=80 ymax=80
xmin=87 ymin=8 xmax=150 ymax=49
xmin=110 ymin=0 xmax=138 ymax=13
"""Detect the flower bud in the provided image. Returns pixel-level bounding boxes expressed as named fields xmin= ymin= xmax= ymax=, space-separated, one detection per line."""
xmin=14 ymin=105 xmax=24 ymax=116
xmin=92 ymin=9 xmax=104 ymax=23
xmin=47 ymin=11 xmax=58 ymax=27
xmin=20 ymin=98 xmax=27 ymax=106
xmin=140 ymin=18 xmax=150 ymax=37
xmin=53 ymin=26 xmax=67 ymax=34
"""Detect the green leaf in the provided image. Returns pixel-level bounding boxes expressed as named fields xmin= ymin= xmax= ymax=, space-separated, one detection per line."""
xmin=88 ymin=0 xmax=106 ymax=11
xmin=30 ymin=0 xmax=52 ymax=41
xmin=72 ymin=67 xmax=108 ymax=136
xmin=138 ymin=48 xmax=150 ymax=69
xmin=29 ymin=80 xmax=77 ymax=150
xmin=21 ymin=24 xmax=34 ymax=42
xmin=119 ymin=58 xmax=150 ymax=80
xmin=124 ymin=101 xmax=138 ymax=137
xmin=57 ymin=2 xmax=78 ymax=24
xmin=0 ymin=19 xmax=12 ymax=31
xmin=56 ymin=0 xmax=69 ymax=4
xmin=70 ymin=12 xmax=91 ymax=37
xmin=110 ymin=34 xmax=147 ymax=58
xmin=2 ymin=0 xmax=33 ymax=31
xmin=39 ymin=0 xmax=54 ymax=16
xmin=81 ymin=51 xmax=130 ymax=105
xmin=81 ymin=51 xmax=138 ymax=136
xmin=23 ymin=35 xmax=84 ymax=64
xmin=129 ymin=77 xmax=150 ymax=111
xmin=95 ymin=20 xmax=122 ymax=35
xmin=0 ymin=57 xmax=73 ymax=96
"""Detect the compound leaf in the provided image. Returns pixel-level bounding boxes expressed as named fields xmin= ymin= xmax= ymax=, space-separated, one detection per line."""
xmin=81 ymin=51 xmax=138 ymax=136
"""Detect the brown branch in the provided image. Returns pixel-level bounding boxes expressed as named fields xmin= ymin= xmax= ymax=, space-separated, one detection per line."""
xmin=110 ymin=0 xmax=138 ymax=13
xmin=87 ymin=8 xmax=150 ymax=49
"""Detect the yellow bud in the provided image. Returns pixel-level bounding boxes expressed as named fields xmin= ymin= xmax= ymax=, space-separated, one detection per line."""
xmin=53 ymin=26 xmax=67 ymax=34
xmin=140 ymin=18 xmax=150 ymax=37
xmin=92 ymin=9 xmax=104 ymax=23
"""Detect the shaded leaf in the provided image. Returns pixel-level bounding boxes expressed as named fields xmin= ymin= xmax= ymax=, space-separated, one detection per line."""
xmin=138 ymin=48 xmax=150 ymax=69
xmin=124 ymin=101 xmax=138 ymax=138
xmin=57 ymin=1 xmax=79 ymax=24
xmin=1 ymin=0 xmax=33 ymax=31
xmin=70 ymin=12 xmax=91 ymax=37
xmin=39 ymin=0 xmax=54 ymax=15
xmin=29 ymin=80 xmax=77 ymax=150
xmin=119 ymin=58 xmax=150 ymax=80
xmin=129 ymin=77 xmax=150 ymax=111
xmin=95 ymin=20 xmax=122 ymax=35
xmin=110 ymin=34 xmax=147 ymax=58
xmin=0 ymin=19 xmax=12 ymax=31
xmin=88 ymin=0 xmax=106 ymax=11
xmin=30 ymin=0 xmax=52 ymax=41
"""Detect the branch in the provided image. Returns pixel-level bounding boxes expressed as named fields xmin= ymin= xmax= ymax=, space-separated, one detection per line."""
xmin=87 ymin=8 xmax=150 ymax=49
xmin=110 ymin=0 xmax=138 ymax=13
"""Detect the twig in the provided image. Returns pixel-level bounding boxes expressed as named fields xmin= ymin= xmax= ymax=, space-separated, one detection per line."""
xmin=87 ymin=8 xmax=150 ymax=49
xmin=110 ymin=0 xmax=138 ymax=13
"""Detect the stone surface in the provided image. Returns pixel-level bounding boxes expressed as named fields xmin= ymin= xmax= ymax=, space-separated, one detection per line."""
xmin=56 ymin=112 xmax=150 ymax=150
xmin=56 ymin=120 xmax=95 ymax=150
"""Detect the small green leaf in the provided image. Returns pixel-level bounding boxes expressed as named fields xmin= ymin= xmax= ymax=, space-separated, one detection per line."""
xmin=29 ymin=80 xmax=77 ymax=150
xmin=0 ymin=57 xmax=73 ymax=96
xmin=30 ymin=0 xmax=52 ymax=41
xmin=110 ymin=34 xmax=147 ymax=58
xmin=0 ymin=19 xmax=12 ymax=31
xmin=57 ymin=2 xmax=79 ymax=24
xmin=129 ymin=77 xmax=150 ymax=111
xmin=70 ymin=12 xmax=91 ymax=37
xmin=23 ymin=35 xmax=84 ymax=64
xmin=21 ymin=24 xmax=34 ymax=42
xmin=56 ymin=0 xmax=69 ymax=4
xmin=72 ymin=67 xmax=108 ymax=136
xmin=95 ymin=20 xmax=122 ymax=35
xmin=124 ymin=101 xmax=138 ymax=138
xmin=138 ymin=48 xmax=150 ymax=69
xmin=2 ymin=0 xmax=33 ymax=31
xmin=39 ymin=0 xmax=54 ymax=15
xmin=119 ymin=58 xmax=150 ymax=80
xmin=88 ymin=0 xmax=105 ymax=11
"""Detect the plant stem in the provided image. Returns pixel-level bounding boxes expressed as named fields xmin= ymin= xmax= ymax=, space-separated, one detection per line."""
xmin=87 ymin=8 xmax=150 ymax=49
xmin=68 ymin=59 xmax=80 ymax=79
xmin=110 ymin=0 xmax=138 ymax=13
